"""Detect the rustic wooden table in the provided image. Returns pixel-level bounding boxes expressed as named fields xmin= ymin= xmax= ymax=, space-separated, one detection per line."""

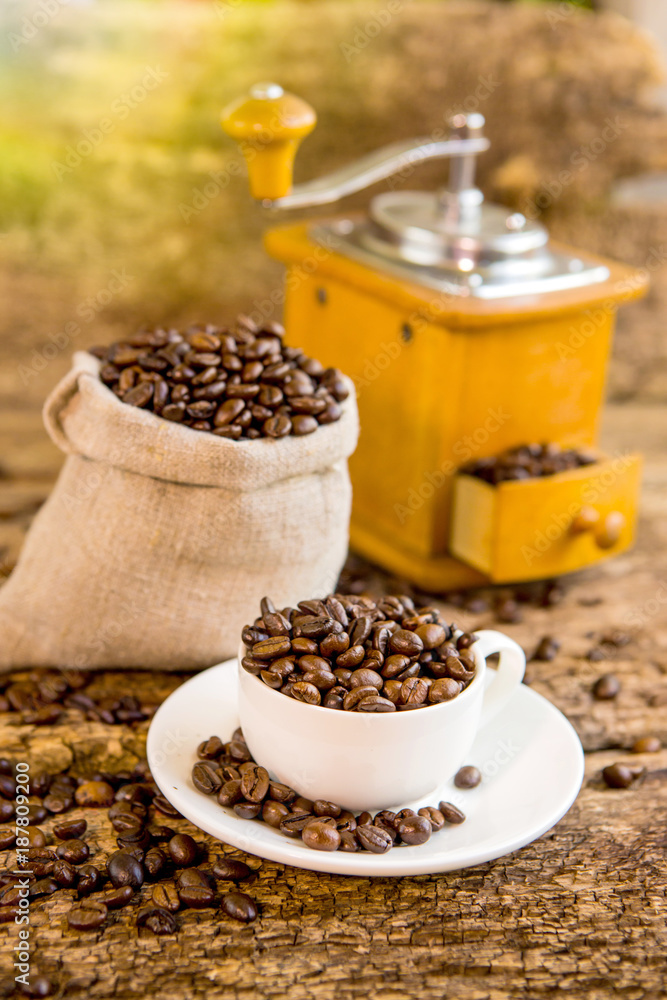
xmin=1 ymin=403 xmax=665 ymax=1000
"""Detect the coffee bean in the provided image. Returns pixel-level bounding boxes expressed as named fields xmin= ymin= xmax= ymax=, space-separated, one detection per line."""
xmin=252 ymin=636 xmax=292 ymax=660
xmin=0 ymin=801 xmax=14 ymax=822
xmin=339 ymin=831 xmax=359 ymax=852
xmin=349 ymin=667 xmax=383 ymax=690
xmin=30 ymin=877 xmax=60 ymax=898
xmin=144 ymin=847 xmax=168 ymax=880
xmin=418 ymin=807 xmax=445 ymax=831
xmin=220 ymin=891 xmax=258 ymax=922
xmin=593 ymin=674 xmax=621 ymax=700
xmin=291 ymin=681 xmax=321 ymax=705
xmin=279 ymin=813 xmax=316 ymax=837
xmin=107 ymin=851 xmax=144 ymax=888
xmin=302 ymin=820 xmax=341 ymax=852
xmin=77 ymin=864 xmax=103 ymax=896
xmin=429 ymin=677 xmax=462 ymax=702
xmin=104 ymin=885 xmax=135 ymax=910
xmin=56 ymin=839 xmax=89 ymax=864
xmin=197 ymin=736 xmax=225 ymax=760
xmin=631 ymin=736 xmax=661 ymax=754
xmin=43 ymin=793 xmax=73 ymax=814
xmin=454 ymin=766 xmax=481 ymax=789
xmin=52 ymin=859 xmax=78 ymax=888
xmin=153 ymin=794 xmax=182 ymax=818
xmin=234 ymin=801 xmax=262 ymax=819
xmin=27 ymin=804 xmax=48 ymax=825
xmin=212 ymin=857 xmax=252 ymax=881
xmin=397 ymin=814 xmax=431 ymax=845
xmin=168 ymin=834 xmax=198 ymax=867
xmin=438 ymin=801 xmax=466 ymax=824
xmin=152 ymin=882 xmax=180 ymax=912
xmin=0 ymin=827 xmax=16 ymax=849
xmin=336 ymin=645 xmax=366 ymax=669
xmin=67 ymin=900 xmax=107 ymax=930
xmin=398 ymin=677 xmax=429 ymax=707
xmin=356 ymin=824 xmax=393 ymax=854
xmin=218 ymin=779 xmax=243 ymax=807
xmin=268 ymin=781 xmax=295 ymax=804
xmin=358 ymin=695 xmax=397 ymax=712
xmin=533 ymin=636 xmax=560 ymax=661
xmin=389 ymin=629 xmax=424 ymax=656
xmin=178 ymin=884 xmax=216 ymax=908
xmin=240 ymin=765 xmax=270 ymax=803
xmin=54 ymin=818 xmax=87 ymax=840
xmin=137 ymin=905 xmax=177 ymax=935
xmin=602 ymin=763 xmax=644 ymax=789
xmin=262 ymin=800 xmax=290 ymax=828
xmin=192 ymin=762 xmax=223 ymax=796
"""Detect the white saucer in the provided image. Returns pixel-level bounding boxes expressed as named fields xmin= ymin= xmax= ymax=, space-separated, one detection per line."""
xmin=147 ymin=659 xmax=584 ymax=877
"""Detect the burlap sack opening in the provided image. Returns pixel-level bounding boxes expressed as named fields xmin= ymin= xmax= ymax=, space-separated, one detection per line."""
xmin=0 ymin=352 xmax=359 ymax=671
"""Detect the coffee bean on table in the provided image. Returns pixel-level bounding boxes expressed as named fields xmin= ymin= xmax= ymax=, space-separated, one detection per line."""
xmin=602 ymin=763 xmax=644 ymax=789
xmin=631 ymin=736 xmax=661 ymax=754
xmin=77 ymin=865 xmax=103 ymax=896
xmin=27 ymin=804 xmax=48 ymax=825
xmin=178 ymin=883 xmax=216 ymax=909
xmin=153 ymin=794 xmax=182 ymax=818
xmin=454 ymin=766 xmax=482 ymax=789
xmin=220 ymin=891 xmax=258 ymax=923
xmin=52 ymin=859 xmax=78 ymax=888
xmin=29 ymin=878 xmax=59 ymax=899
xmin=75 ymin=780 xmax=115 ymax=807
xmin=143 ymin=847 xmax=167 ymax=880
xmin=0 ymin=827 xmax=16 ymax=849
xmin=104 ymin=885 xmax=134 ymax=910
xmin=137 ymin=905 xmax=177 ymax=935
xmin=54 ymin=818 xmax=87 ymax=840
xmin=168 ymin=834 xmax=198 ymax=867
xmin=302 ymin=820 xmax=341 ymax=852
xmin=67 ymin=900 xmax=107 ymax=930
xmin=107 ymin=851 xmax=144 ymax=889
xmin=533 ymin=636 xmax=560 ymax=661
xmin=152 ymin=882 xmax=180 ymax=912
xmin=212 ymin=858 xmax=252 ymax=882
xmin=593 ymin=674 xmax=621 ymax=700
xmin=56 ymin=839 xmax=89 ymax=864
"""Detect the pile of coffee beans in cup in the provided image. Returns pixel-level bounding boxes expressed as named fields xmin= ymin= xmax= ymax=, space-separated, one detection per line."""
xmin=0 ymin=755 xmax=260 ymax=946
xmin=241 ymin=593 xmax=477 ymax=710
xmin=192 ymin=729 xmax=469 ymax=854
xmin=89 ymin=316 xmax=348 ymax=439
xmin=461 ymin=442 xmax=596 ymax=485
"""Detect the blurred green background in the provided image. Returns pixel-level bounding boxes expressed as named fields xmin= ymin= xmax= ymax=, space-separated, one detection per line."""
xmin=2 ymin=0 xmax=667 ymax=423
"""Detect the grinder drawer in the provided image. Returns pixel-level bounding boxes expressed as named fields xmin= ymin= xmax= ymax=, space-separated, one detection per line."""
xmin=449 ymin=453 xmax=642 ymax=582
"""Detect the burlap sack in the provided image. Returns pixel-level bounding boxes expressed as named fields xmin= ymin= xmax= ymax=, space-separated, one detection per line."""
xmin=0 ymin=352 xmax=358 ymax=671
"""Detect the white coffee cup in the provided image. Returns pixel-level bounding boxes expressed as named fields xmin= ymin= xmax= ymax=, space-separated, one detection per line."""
xmin=237 ymin=629 xmax=525 ymax=811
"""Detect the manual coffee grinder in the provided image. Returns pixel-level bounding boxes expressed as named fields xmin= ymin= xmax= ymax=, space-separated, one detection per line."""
xmin=221 ymin=83 xmax=645 ymax=590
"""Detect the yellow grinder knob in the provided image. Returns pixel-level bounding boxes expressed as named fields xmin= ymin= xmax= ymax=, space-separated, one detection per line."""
xmin=595 ymin=511 xmax=626 ymax=550
xmin=221 ymin=82 xmax=317 ymax=201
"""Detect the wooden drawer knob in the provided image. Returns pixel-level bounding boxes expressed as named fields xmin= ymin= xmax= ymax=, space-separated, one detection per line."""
xmin=570 ymin=506 xmax=600 ymax=534
xmin=595 ymin=511 xmax=626 ymax=549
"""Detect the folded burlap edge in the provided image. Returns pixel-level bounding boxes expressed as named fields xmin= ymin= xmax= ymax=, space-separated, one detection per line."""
xmin=43 ymin=352 xmax=359 ymax=491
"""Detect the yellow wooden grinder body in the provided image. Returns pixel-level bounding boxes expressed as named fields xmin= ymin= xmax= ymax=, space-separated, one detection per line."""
xmin=221 ymin=85 xmax=646 ymax=589
xmin=265 ymin=222 xmax=646 ymax=589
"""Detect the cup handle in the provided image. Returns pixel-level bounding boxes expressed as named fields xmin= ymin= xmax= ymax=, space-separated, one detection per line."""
xmin=474 ymin=630 xmax=526 ymax=729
